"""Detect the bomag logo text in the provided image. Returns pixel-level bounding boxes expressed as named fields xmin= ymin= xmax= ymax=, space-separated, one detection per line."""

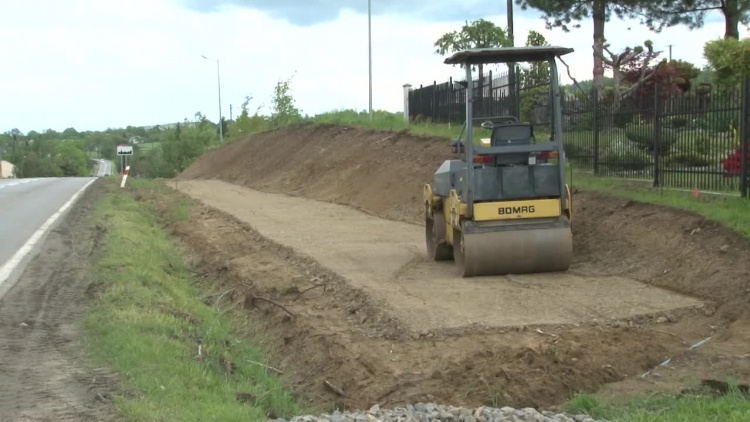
xmin=498 ymin=205 xmax=535 ymax=215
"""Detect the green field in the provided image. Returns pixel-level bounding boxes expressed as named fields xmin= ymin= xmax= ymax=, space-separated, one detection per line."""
xmin=137 ymin=141 xmax=160 ymax=153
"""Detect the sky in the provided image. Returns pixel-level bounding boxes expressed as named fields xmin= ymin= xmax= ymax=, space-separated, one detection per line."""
xmin=0 ymin=0 xmax=745 ymax=134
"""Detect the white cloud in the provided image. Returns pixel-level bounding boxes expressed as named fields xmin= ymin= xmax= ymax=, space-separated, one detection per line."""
xmin=0 ymin=1 xmax=742 ymax=133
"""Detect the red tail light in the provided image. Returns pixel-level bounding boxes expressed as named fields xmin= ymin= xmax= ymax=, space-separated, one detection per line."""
xmin=537 ymin=151 xmax=558 ymax=160
xmin=473 ymin=155 xmax=494 ymax=164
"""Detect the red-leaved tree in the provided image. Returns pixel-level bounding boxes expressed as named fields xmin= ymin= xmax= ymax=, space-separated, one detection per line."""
xmin=621 ymin=59 xmax=701 ymax=99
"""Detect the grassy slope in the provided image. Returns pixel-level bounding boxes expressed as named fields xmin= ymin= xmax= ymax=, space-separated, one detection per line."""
xmin=569 ymin=169 xmax=750 ymax=238
xmin=83 ymin=179 xmax=302 ymax=421
xmin=306 ymin=111 xmax=749 ymax=239
xmin=565 ymin=391 xmax=750 ymax=422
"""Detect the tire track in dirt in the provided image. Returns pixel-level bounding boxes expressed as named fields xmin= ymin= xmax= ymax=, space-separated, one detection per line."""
xmin=0 ymin=180 xmax=118 ymax=422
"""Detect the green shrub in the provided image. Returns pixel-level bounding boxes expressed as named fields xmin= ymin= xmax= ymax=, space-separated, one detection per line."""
xmin=666 ymin=116 xmax=689 ymax=129
xmin=602 ymin=147 xmax=651 ymax=171
xmin=665 ymin=151 xmax=712 ymax=167
xmin=695 ymin=134 xmax=712 ymax=155
xmin=612 ymin=110 xmax=635 ymax=128
xmin=564 ymin=141 xmax=594 ymax=160
xmin=566 ymin=112 xmax=595 ymax=131
xmin=625 ymin=123 xmax=676 ymax=154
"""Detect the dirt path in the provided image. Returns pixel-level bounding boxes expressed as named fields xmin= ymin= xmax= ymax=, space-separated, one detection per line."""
xmin=174 ymin=179 xmax=703 ymax=333
xmin=0 ymin=180 xmax=117 ymax=422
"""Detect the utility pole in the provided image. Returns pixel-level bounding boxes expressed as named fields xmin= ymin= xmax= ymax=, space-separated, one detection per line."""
xmin=230 ymin=104 xmax=233 ymax=121
xmin=217 ymin=59 xmax=223 ymax=142
xmin=667 ymin=44 xmax=673 ymax=61
xmin=368 ymin=0 xmax=373 ymax=122
xmin=201 ymin=55 xmax=224 ymax=143
xmin=507 ymin=0 xmax=519 ymax=118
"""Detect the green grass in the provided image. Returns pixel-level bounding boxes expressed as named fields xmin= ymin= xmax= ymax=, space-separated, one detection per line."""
xmin=568 ymin=168 xmax=750 ymax=238
xmin=563 ymin=389 xmax=750 ymax=421
xmin=309 ymin=109 xmax=491 ymax=144
xmin=83 ymin=179 xmax=303 ymax=421
xmin=310 ymin=110 xmax=749 ymax=239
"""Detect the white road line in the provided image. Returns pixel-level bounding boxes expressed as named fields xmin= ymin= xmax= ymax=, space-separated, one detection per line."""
xmin=0 ymin=179 xmax=96 ymax=290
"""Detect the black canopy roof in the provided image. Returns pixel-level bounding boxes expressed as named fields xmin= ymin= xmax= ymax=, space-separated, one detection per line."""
xmin=444 ymin=46 xmax=574 ymax=65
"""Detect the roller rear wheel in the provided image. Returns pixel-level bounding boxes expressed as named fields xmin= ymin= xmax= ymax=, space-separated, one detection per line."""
xmin=425 ymin=208 xmax=453 ymax=261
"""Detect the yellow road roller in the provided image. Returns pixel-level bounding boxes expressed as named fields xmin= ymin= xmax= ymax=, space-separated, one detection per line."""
xmin=424 ymin=46 xmax=574 ymax=277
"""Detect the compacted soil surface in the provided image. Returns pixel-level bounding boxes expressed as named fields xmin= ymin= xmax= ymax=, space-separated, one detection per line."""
xmin=166 ymin=124 xmax=750 ymax=412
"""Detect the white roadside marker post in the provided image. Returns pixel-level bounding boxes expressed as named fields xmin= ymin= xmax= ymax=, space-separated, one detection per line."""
xmin=121 ymin=165 xmax=130 ymax=188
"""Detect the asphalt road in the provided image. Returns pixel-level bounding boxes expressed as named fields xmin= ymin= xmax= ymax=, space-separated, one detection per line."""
xmin=0 ymin=177 xmax=96 ymax=298
xmin=94 ymin=159 xmax=112 ymax=176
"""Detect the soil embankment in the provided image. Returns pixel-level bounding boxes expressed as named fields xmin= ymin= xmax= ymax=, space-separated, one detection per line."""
xmin=172 ymin=123 xmax=750 ymax=409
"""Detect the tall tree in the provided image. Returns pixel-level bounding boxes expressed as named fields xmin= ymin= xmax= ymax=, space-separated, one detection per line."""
xmin=520 ymin=30 xmax=551 ymax=87
xmin=519 ymin=31 xmax=553 ymax=122
xmin=434 ymin=19 xmax=512 ymax=90
xmin=639 ymin=0 xmax=750 ymax=40
xmin=598 ymin=40 xmax=660 ymax=105
xmin=621 ymin=58 xmax=701 ymax=98
xmin=703 ymin=37 xmax=750 ymax=85
xmin=516 ymin=0 xmax=673 ymax=96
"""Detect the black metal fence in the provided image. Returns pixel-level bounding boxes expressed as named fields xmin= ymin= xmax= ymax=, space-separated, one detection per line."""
xmin=407 ymin=75 xmax=750 ymax=197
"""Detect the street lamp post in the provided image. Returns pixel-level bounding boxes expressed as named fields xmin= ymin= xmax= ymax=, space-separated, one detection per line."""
xmin=201 ymin=55 xmax=224 ymax=143
xmin=507 ymin=0 xmax=519 ymax=118
xmin=368 ymin=0 xmax=373 ymax=122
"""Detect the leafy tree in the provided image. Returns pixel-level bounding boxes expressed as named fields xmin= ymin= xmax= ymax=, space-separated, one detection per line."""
xmin=271 ymin=75 xmax=302 ymax=128
xmin=55 ymin=142 xmax=89 ymax=176
xmin=622 ymin=58 xmax=701 ymax=98
xmin=520 ymin=30 xmax=551 ymax=87
xmin=640 ymin=0 xmax=750 ymax=40
xmin=434 ymin=18 xmax=512 ymax=89
xmin=516 ymin=0 xmax=675 ymax=96
xmin=519 ymin=31 xmax=552 ymax=122
xmin=160 ymin=119 xmax=219 ymax=173
xmin=62 ymin=127 xmax=79 ymax=139
xmin=230 ymin=95 xmax=269 ymax=139
xmin=703 ymin=37 xmax=750 ymax=85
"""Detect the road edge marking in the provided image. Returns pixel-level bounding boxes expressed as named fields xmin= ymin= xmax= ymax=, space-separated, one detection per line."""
xmin=0 ymin=179 xmax=97 ymax=290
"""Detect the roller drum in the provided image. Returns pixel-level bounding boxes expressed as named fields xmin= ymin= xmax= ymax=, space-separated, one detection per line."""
xmin=454 ymin=223 xmax=572 ymax=277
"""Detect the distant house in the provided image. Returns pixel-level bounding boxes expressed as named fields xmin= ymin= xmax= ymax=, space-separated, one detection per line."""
xmin=0 ymin=160 xmax=15 ymax=178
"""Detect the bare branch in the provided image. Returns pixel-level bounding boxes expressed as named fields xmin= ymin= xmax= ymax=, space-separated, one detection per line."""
xmin=603 ymin=44 xmax=617 ymax=59
xmin=293 ymin=283 xmax=327 ymax=301
xmin=324 ymin=380 xmax=347 ymax=397
xmin=620 ymin=61 xmax=665 ymax=98
xmin=557 ymin=56 xmax=591 ymax=101
xmin=595 ymin=44 xmax=616 ymax=66
xmin=251 ymin=296 xmax=295 ymax=318
xmin=238 ymin=281 xmax=296 ymax=318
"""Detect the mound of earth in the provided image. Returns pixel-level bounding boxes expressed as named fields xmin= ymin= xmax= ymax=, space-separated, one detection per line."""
xmin=180 ymin=123 xmax=750 ymax=319
xmin=174 ymin=123 xmax=750 ymax=410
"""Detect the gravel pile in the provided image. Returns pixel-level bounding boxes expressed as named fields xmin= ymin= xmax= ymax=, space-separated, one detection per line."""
xmin=269 ymin=403 xmax=608 ymax=422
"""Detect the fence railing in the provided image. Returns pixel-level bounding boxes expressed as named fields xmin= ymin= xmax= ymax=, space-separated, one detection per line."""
xmin=406 ymin=75 xmax=750 ymax=197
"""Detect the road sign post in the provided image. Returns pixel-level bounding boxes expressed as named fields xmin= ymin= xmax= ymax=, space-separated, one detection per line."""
xmin=117 ymin=145 xmax=133 ymax=187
